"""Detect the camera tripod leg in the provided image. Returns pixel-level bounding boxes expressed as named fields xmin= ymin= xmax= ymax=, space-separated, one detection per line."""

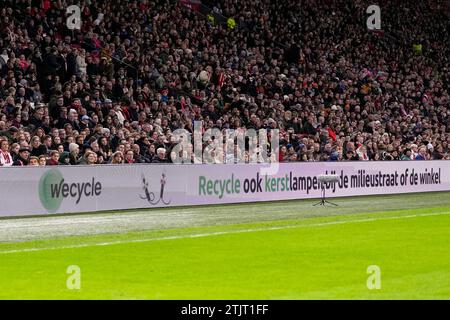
xmin=312 ymin=186 xmax=338 ymax=206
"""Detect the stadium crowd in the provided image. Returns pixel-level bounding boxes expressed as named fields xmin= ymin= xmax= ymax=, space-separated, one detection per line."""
xmin=0 ymin=0 xmax=449 ymax=166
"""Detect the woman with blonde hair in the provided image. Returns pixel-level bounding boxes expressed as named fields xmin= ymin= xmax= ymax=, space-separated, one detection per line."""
xmin=110 ymin=151 xmax=124 ymax=164
xmin=84 ymin=151 xmax=97 ymax=165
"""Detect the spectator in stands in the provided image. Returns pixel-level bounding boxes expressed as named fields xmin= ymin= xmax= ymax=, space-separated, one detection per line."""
xmin=415 ymin=147 xmax=428 ymax=160
xmin=68 ymin=143 xmax=80 ymax=165
xmin=47 ymin=150 xmax=60 ymax=166
xmin=110 ymin=151 xmax=124 ymax=164
xmin=13 ymin=147 xmax=30 ymax=166
xmin=29 ymin=156 xmax=39 ymax=167
xmin=39 ymin=155 xmax=47 ymax=167
xmin=59 ymin=152 xmax=71 ymax=165
xmin=0 ymin=139 xmax=13 ymax=166
xmin=82 ymin=151 xmax=97 ymax=165
xmin=152 ymin=148 xmax=168 ymax=163
xmin=9 ymin=143 xmax=20 ymax=160
xmin=124 ymin=150 xmax=136 ymax=164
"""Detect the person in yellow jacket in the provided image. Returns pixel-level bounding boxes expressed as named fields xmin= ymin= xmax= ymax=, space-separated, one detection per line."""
xmin=227 ymin=17 xmax=236 ymax=29
xmin=207 ymin=14 xmax=215 ymax=26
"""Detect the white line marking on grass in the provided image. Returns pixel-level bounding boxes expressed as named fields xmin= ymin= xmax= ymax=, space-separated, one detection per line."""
xmin=1 ymin=211 xmax=449 ymax=255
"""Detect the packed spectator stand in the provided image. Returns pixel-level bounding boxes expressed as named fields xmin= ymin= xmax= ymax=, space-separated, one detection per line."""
xmin=0 ymin=0 xmax=449 ymax=167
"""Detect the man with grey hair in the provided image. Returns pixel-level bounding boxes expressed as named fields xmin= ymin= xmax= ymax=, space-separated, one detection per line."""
xmin=69 ymin=142 xmax=80 ymax=165
xmin=151 ymin=147 xmax=168 ymax=163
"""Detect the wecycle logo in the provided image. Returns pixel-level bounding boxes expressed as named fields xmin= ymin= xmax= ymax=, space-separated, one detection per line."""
xmin=39 ymin=169 xmax=102 ymax=212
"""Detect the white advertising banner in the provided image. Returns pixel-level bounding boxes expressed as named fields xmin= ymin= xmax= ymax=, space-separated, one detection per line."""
xmin=0 ymin=161 xmax=449 ymax=217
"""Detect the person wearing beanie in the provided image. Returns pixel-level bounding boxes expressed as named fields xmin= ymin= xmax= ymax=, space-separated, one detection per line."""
xmin=58 ymin=151 xmax=71 ymax=165
xmin=13 ymin=147 xmax=31 ymax=166
xmin=400 ymin=148 xmax=412 ymax=161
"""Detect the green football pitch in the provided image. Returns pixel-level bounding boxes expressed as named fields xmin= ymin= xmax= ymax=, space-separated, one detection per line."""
xmin=0 ymin=192 xmax=449 ymax=299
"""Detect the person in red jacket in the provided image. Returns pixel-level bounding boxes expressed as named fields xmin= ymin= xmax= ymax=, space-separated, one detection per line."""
xmin=124 ymin=150 xmax=135 ymax=164
xmin=47 ymin=150 xmax=60 ymax=165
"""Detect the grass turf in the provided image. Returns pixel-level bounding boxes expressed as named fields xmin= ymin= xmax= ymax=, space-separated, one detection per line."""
xmin=0 ymin=193 xmax=449 ymax=299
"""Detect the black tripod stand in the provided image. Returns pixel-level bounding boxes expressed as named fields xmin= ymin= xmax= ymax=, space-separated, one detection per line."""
xmin=313 ymin=184 xmax=338 ymax=206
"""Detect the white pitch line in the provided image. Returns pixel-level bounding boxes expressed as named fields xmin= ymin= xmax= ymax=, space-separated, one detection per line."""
xmin=0 ymin=211 xmax=449 ymax=255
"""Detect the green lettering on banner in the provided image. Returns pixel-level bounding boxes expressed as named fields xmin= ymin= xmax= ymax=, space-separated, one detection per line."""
xmin=207 ymin=180 xmax=213 ymax=195
xmin=265 ymin=175 xmax=270 ymax=191
xmin=271 ymin=178 xmax=276 ymax=192
xmin=235 ymin=178 xmax=240 ymax=194
xmin=199 ymin=176 xmax=206 ymax=195
xmin=197 ymin=175 xmax=243 ymax=198
xmin=214 ymin=180 xmax=219 ymax=196
xmin=225 ymin=179 xmax=231 ymax=194
xmin=276 ymin=177 xmax=282 ymax=191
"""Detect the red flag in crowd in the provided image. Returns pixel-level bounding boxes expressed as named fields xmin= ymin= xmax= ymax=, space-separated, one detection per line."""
xmin=217 ymin=72 xmax=225 ymax=89
xmin=42 ymin=0 xmax=51 ymax=11
xmin=327 ymin=127 xmax=337 ymax=141
xmin=180 ymin=96 xmax=186 ymax=112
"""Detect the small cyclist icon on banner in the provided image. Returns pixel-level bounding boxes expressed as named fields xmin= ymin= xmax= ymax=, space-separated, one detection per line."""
xmin=140 ymin=172 xmax=171 ymax=206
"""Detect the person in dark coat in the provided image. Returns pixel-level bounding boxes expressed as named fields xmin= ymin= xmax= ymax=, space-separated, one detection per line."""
xmin=58 ymin=151 xmax=71 ymax=165
xmin=13 ymin=147 xmax=31 ymax=166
